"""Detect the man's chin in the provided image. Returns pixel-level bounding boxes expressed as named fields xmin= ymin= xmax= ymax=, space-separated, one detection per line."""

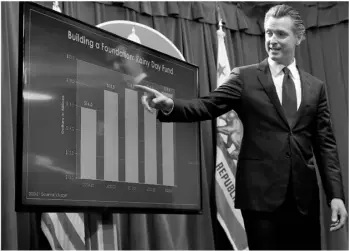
xmin=269 ymin=54 xmax=282 ymax=62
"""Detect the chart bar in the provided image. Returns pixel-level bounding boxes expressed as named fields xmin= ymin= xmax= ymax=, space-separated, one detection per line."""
xmin=80 ymin=107 xmax=97 ymax=179
xmin=144 ymin=107 xmax=157 ymax=184
xmin=104 ymin=91 xmax=119 ymax=181
xmin=125 ymin=89 xmax=138 ymax=182
xmin=162 ymin=93 xmax=175 ymax=186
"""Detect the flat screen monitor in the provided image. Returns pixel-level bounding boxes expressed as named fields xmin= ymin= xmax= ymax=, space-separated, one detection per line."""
xmin=16 ymin=2 xmax=201 ymax=214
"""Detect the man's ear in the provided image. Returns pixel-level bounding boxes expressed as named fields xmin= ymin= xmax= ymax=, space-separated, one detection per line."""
xmin=296 ymin=35 xmax=303 ymax=46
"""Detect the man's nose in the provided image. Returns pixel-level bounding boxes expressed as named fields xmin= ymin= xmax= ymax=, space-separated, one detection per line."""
xmin=269 ymin=34 xmax=278 ymax=44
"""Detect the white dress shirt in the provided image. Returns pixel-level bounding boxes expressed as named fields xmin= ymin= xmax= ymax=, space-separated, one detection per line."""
xmin=267 ymin=57 xmax=302 ymax=110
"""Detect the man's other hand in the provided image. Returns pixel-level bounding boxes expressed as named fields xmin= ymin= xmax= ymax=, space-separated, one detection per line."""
xmin=330 ymin=198 xmax=347 ymax=231
xmin=134 ymin=85 xmax=174 ymax=114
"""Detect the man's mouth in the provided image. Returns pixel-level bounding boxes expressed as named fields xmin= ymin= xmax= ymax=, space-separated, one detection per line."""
xmin=269 ymin=47 xmax=281 ymax=52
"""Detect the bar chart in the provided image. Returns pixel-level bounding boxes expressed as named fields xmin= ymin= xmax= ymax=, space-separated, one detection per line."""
xmin=21 ymin=4 xmax=201 ymax=212
xmin=75 ymin=60 xmax=176 ymax=187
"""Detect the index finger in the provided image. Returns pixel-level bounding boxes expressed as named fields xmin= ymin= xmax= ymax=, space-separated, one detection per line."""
xmin=134 ymin=85 xmax=158 ymax=95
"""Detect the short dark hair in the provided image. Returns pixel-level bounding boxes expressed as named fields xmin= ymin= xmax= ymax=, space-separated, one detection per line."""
xmin=265 ymin=4 xmax=306 ymax=42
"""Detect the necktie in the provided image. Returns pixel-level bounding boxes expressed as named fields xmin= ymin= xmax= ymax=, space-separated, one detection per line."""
xmin=282 ymin=67 xmax=297 ymax=125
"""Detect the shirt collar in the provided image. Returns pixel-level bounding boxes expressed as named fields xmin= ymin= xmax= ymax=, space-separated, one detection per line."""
xmin=268 ymin=57 xmax=298 ymax=78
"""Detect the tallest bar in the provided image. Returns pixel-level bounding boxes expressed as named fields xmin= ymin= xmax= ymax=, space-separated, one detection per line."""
xmin=125 ymin=88 xmax=139 ymax=183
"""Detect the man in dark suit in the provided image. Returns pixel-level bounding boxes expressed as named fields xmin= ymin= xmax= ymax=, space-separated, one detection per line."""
xmin=134 ymin=4 xmax=347 ymax=250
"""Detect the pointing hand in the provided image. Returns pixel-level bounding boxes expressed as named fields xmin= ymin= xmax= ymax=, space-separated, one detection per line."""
xmin=134 ymin=85 xmax=174 ymax=114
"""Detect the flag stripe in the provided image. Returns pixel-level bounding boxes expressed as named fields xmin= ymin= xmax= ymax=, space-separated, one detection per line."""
xmin=41 ymin=213 xmax=63 ymax=250
xmin=112 ymin=214 xmax=120 ymax=249
xmin=41 ymin=221 xmax=59 ymax=250
xmin=216 ymin=183 xmax=248 ymax=250
xmin=97 ymin=215 xmax=105 ymax=250
xmin=217 ymin=212 xmax=238 ymax=250
xmin=46 ymin=213 xmax=75 ymax=249
xmin=56 ymin=213 xmax=85 ymax=250
xmin=66 ymin=213 xmax=85 ymax=242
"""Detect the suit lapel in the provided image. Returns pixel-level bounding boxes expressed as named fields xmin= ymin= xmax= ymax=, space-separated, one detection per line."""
xmin=292 ymin=68 xmax=311 ymax=129
xmin=257 ymin=59 xmax=290 ymax=128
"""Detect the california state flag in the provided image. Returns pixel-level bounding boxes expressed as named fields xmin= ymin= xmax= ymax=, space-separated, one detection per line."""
xmin=215 ymin=21 xmax=248 ymax=250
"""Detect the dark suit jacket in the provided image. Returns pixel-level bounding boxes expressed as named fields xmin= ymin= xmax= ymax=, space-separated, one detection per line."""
xmin=158 ymin=58 xmax=345 ymax=214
